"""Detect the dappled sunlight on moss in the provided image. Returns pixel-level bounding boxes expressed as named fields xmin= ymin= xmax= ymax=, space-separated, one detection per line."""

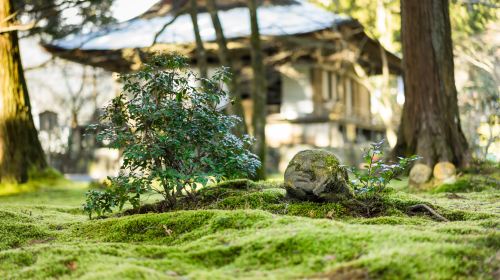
xmin=0 ymin=174 xmax=498 ymax=279
xmin=432 ymin=174 xmax=499 ymax=193
xmin=1 ymin=208 xmax=498 ymax=279
xmin=0 ymin=168 xmax=67 ymax=196
xmin=0 ymin=210 xmax=51 ymax=251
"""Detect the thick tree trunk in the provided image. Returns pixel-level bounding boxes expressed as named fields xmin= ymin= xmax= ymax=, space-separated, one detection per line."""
xmin=205 ymin=0 xmax=247 ymax=136
xmin=393 ymin=0 xmax=469 ymax=167
xmin=248 ymin=0 xmax=267 ymax=179
xmin=0 ymin=0 xmax=47 ymax=183
xmin=188 ymin=0 xmax=208 ymax=78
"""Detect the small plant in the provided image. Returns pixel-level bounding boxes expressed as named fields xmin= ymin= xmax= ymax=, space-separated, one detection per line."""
xmin=83 ymin=54 xmax=260 ymax=218
xmin=83 ymin=190 xmax=116 ymax=219
xmin=345 ymin=140 xmax=420 ymax=196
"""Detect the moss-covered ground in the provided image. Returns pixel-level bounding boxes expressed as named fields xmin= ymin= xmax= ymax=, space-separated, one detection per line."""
xmin=0 ymin=173 xmax=498 ymax=279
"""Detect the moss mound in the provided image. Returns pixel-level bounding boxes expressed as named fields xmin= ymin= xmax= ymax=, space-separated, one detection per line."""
xmin=433 ymin=175 xmax=500 ymax=193
xmin=0 ymin=175 xmax=498 ymax=279
xmin=0 ymin=210 xmax=50 ymax=250
xmin=72 ymin=210 xmax=276 ymax=245
xmin=126 ymin=179 xmax=484 ymax=222
xmin=14 ymin=209 xmax=488 ymax=279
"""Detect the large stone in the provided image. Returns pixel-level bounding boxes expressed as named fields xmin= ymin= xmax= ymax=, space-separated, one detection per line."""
xmin=284 ymin=149 xmax=353 ymax=201
xmin=409 ymin=163 xmax=432 ymax=187
xmin=433 ymin=162 xmax=457 ymax=184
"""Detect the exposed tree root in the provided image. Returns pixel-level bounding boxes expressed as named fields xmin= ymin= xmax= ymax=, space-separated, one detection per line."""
xmin=122 ymin=200 xmax=173 ymax=215
xmin=407 ymin=204 xmax=449 ymax=222
xmin=446 ymin=193 xmax=466 ymax=199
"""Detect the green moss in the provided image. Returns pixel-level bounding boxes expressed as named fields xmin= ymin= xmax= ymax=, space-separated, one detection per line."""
xmin=283 ymin=202 xmax=346 ymax=218
xmin=213 ymin=179 xmax=258 ymax=190
xmin=351 ymin=216 xmax=432 ymax=225
xmin=475 ymin=231 xmax=500 ymax=249
xmin=0 ymin=250 xmax=37 ymax=272
xmin=0 ymin=168 xmax=67 ymax=196
xmin=73 ymin=211 xmax=215 ymax=244
xmin=478 ymin=218 xmax=499 ymax=229
xmin=28 ymin=167 xmax=64 ymax=181
xmin=2 ymin=209 xmax=496 ymax=279
xmin=435 ymin=179 xmax=474 ymax=193
xmin=0 ymin=174 xmax=499 ymax=279
xmin=210 ymin=188 xmax=285 ymax=209
xmin=0 ymin=210 xmax=50 ymax=250
xmin=159 ymin=180 xmax=494 ymax=223
xmin=432 ymin=175 xmax=499 ymax=193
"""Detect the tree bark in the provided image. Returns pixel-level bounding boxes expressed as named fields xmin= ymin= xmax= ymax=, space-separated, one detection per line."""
xmin=0 ymin=0 xmax=47 ymax=183
xmin=248 ymin=0 xmax=267 ymax=179
xmin=205 ymin=0 xmax=247 ymax=136
xmin=188 ymin=0 xmax=208 ymax=78
xmin=393 ymin=0 xmax=470 ymax=168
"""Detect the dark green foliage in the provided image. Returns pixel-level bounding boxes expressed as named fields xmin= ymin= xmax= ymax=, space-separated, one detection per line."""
xmin=345 ymin=140 xmax=420 ymax=196
xmin=84 ymin=54 xmax=260 ymax=218
xmin=83 ymin=190 xmax=130 ymax=219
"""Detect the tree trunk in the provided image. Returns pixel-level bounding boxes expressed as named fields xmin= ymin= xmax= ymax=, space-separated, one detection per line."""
xmin=248 ymin=0 xmax=267 ymax=179
xmin=189 ymin=0 xmax=208 ymax=78
xmin=393 ymin=0 xmax=469 ymax=167
xmin=67 ymin=109 xmax=79 ymax=160
xmin=205 ymin=0 xmax=247 ymax=136
xmin=0 ymin=0 xmax=47 ymax=183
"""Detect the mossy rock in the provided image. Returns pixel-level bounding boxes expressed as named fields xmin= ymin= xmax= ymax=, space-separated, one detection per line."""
xmin=284 ymin=150 xmax=353 ymax=202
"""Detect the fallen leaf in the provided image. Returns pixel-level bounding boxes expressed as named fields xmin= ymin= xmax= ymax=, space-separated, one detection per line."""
xmin=162 ymin=224 xmax=173 ymax=236
xmin=66 ymin=261 xmax=77 ymax=271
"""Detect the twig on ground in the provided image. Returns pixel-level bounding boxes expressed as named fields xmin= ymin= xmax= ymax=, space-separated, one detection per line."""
xmin=407 ymin=204 xmax=449 ymax=222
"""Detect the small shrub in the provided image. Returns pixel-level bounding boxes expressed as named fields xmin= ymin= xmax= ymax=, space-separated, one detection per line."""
xmin=84 ymin=54 xmax=260 ymax=218
xmin=345 ymin=140 xmax=420 ymax=196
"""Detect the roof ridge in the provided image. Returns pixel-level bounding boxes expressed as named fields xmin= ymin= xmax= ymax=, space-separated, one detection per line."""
xmin=139 ymin=0 xmax=302 ymax=19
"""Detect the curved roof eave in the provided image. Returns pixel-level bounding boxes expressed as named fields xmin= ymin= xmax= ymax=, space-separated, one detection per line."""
xmin=47 ymin=0 xmax=352 ymax=51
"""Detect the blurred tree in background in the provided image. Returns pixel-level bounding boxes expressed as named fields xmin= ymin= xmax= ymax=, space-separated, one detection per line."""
xmin=315 ymin=0 xmax=498 ymax=161
xmin=315 ymin=0 xmax=498 ymax=52
xmin=0 ymin=0 xmax=115 ymax=183
xmin=394 ymin=0 xmax=470 ymax=167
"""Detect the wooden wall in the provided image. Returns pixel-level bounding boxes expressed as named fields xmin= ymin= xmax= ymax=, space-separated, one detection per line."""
xmin=310 ymin=67 xmax=370 ymax=122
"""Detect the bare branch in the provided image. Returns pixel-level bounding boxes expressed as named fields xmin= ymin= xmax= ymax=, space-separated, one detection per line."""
xmin=25 ymin=56 xmax=55 ymax=71
xmin=1 ymin=11 xmax=18 ymax=24
xmin=151 ymin=6 xmax=188 ymax=46
xmin=0 ymin=22 xmax=36 ymax=34
xmin=407 ymin=204 xmax=449 ymax=222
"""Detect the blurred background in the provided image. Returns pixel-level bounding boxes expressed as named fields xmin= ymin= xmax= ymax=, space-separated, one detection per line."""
xmin=15 ymin=0 xmax=499 ymax=180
